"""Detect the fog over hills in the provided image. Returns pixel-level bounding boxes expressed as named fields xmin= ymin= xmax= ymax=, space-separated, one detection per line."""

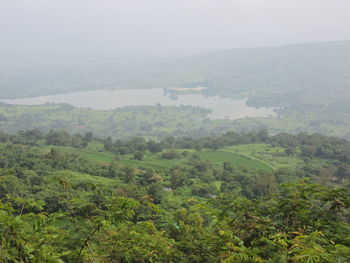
xmin=1 ymin=41 xmax=350 ymax=109
xmin=146 ymin=41 xmax=350 ymax=106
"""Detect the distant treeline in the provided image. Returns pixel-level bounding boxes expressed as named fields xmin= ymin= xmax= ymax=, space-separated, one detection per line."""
xmin=2 ymin=128 xmax=350 ymax=165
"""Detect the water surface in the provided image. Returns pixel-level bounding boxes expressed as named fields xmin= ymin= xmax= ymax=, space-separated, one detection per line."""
xmin=1 ymin=88 xmax=277 ymax=120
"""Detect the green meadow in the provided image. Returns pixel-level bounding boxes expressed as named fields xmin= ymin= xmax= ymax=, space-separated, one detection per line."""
xmin=196 ymin=150 xmax=272 ymax=171
xmin=52 ymin=170 xmax=121 ymax=186
xmin=221 ymin=144 xmax=301 ymax=170
xmin=50 ymin=143 xmax=301 ymax=172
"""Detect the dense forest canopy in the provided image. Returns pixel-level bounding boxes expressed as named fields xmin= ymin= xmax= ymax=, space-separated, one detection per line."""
xmin=0 ymin=129 xmax=350 ymax=262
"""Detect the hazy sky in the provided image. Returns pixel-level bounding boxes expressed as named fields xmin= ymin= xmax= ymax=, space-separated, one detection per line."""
xmin=1 ymin=0 xmax=350 ymax=58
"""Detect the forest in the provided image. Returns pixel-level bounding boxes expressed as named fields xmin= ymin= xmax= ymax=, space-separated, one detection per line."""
xmin=2 ymin=101 xmax=350 ymax=141
xmin=0 ymin=129 xmax=349 ymax=262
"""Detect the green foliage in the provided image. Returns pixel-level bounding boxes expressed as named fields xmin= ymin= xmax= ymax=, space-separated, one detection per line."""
xmin=133 ymin=152 xmax=144 ymax=161
xmin=0 ymin=130 xmax=349 ymax=262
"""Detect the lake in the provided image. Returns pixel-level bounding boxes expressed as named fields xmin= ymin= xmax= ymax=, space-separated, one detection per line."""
xmin=1 ymin=88 xmax=277 ymax=120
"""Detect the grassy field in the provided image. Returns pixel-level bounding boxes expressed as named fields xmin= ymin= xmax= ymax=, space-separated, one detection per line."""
xmin=51 ymin=142 xmax=276 ymax=172
xmin=119 ymin=155 xmax=188 ymax=170
xmin=197 ymin=150 xmax=272 ymax=171
xmin=52 ymin=170 xmax=121 ymax=187
xmin=49 ymin=144 xmax=188 ymax=170
xmin=55 ymin=146 xmax=115 ymax=164
xmin=221 ymin=144 xmax=304 ymax=170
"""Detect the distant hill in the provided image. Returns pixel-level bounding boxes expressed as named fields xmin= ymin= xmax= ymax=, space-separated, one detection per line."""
xmin=134 ymin=41 xmax=350 ymax=107
xmin=1 ymin=41 xmax=350 ymax=109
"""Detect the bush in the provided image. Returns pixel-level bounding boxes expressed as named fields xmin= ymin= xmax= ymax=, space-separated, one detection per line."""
xmin=161 ymin=149 xmax=179 ymax=160
xmin=133 ymin=152 xmax=144 ymax=161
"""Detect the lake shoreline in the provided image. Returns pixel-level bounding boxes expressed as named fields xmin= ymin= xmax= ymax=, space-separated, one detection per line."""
xmin=1 ymin=88 xmax=277 ymax=121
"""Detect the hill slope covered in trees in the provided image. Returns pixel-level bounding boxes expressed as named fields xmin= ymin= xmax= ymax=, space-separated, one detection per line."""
xmin=0 ymin=129 xmax=350 ymax=262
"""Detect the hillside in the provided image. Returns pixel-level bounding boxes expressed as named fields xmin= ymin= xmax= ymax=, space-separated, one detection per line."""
xmin=0 ymin=130 xmax=350 ymax=262
xmin=135 ymin=41 xmax=350 ymax=107
xmin=1 ymin=41 xmax=350 ymax=105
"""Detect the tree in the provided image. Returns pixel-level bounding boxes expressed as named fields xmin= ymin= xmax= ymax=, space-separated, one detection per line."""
xmin=223 ymin=161 xmax=234 ymax=172
xmin=334 ymin=164 xmax=350 ymax=183
xmin=103 ymin=136 xmax=113 ymax=151
xmin=45 ymin=130 xmax=70 ymax=146
xmin=83 ymin=132 xmax=93 ymax=144
xmin=148 ymin=140 xmax=163 ymax=153
xmin=161 ymin=149 xmax=179 ymax=159
xmin=170 ymin=169 xmax=189 ymax=189
xmin=285 ymin=147 xmax=296 ymax=156
xmin=133 ymin=152 xmax=144 ymax=161
xmin=119 ymin=166 xmax=136 ymax=183
xmin=257 ymin=129 xmax=269 ymax=142
xmin=71 ymin=133 xmax=85 ymax=148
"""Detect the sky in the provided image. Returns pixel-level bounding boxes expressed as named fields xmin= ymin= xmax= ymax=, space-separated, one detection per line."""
xmin=1 ymin=0 xmax=350 ymax=59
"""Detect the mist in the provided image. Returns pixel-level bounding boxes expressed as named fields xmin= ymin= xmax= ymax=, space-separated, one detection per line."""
xmin=1 ymin=0 xmax=350 ymax=63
